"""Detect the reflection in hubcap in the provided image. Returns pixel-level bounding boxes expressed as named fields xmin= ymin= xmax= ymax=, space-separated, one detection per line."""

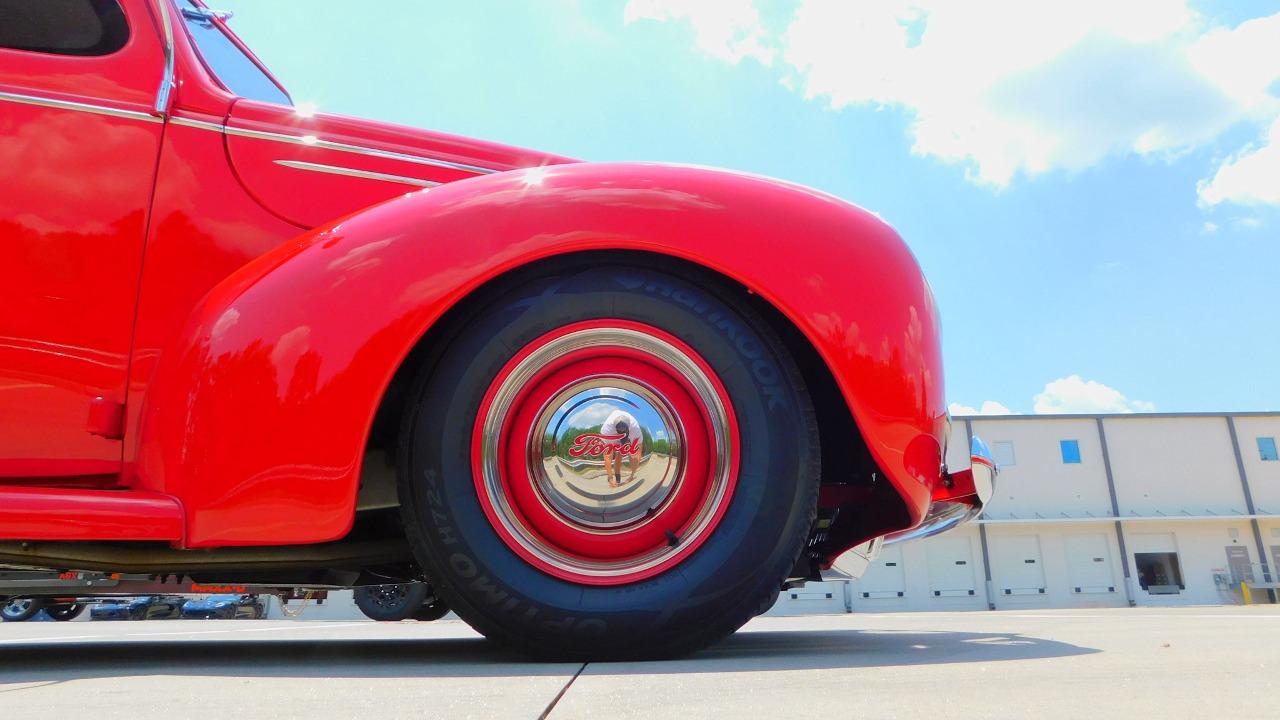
xmin=532 ymin=381 xmax=684 ymax=529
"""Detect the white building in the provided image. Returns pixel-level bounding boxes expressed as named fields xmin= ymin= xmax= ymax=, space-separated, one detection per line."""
xmin=774 ymin=412 xmax=1280 ymax=614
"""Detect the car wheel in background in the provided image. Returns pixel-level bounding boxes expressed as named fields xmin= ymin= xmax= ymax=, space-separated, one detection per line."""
xmin=2 ymin=598 xmax=45 ymax=622
xmin=398 ymin=263 xmax=819 ymax=660
xmin=45 ymin=603 xmax=85 ymax=621
xmin=353 ymin=583 xmax=429 ymax=621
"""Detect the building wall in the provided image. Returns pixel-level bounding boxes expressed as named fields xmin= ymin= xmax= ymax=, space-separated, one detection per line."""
xmin=770 ymin=412 xmax=1280 ymax=616
xmin=1233 ymin=415 xmax=1280 ymax=513
xmin=970 ymin=417 xmax=1114 ymax=520
xmin=1119 ymin=520 xmax=1258 ymax=605
xmin=1104 ymin=416 xmax=1247 ymax=516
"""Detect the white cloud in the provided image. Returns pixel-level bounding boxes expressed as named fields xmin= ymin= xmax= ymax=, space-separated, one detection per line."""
xmin=1198 ymin=116 xmax=1280 ymax=206
xmin=949 ymin=401 xmax=1013 ymax=416
xmin=626 ymin=1 xmax=1280 ymax=193
xmin=624 ymin=0 xmax=774 ymax=65
xmin=567 ymin=402 xmax=616 ymax=427
xmin=1032 ymin=375 xmax=1155 ymax=414
xmin=1201 ymin=221 xmax=1219 ymax=234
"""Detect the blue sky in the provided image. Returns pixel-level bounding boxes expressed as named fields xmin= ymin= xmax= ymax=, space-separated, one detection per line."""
xmin=217 ymin=0 xmax=1280 ymax=414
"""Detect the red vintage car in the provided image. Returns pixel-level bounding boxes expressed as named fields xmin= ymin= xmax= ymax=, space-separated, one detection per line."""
xmin=0 ymin=0 xmax=993 ymax=658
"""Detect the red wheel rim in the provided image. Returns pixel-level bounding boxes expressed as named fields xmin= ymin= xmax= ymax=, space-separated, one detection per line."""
xmin=472 ymin=320 xmax=739 ymax=585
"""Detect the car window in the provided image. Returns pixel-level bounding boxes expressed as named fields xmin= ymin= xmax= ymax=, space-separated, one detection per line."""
xmin=0 ymin=0 xmax=129 ymax=56
xmin=180 ymin=1 xmax=290 ymax=105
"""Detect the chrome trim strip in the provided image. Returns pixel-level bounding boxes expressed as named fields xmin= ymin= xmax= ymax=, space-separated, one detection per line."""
xmin=169 ymin=116 xmax=227 ymax=133
xmin=166 ymin=114 xmax=501 ymax=176
xmin=155 ymin=0 xmax=176 ymax=115
xmin=0 ymin=90 xmax=161 ymax=123
xmin=223 ymin=125 xmax=499 ymax=175
xmin=273 ymin=160 xmax=440 ymax=188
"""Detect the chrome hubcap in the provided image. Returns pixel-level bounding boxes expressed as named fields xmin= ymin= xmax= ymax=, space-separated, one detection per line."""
xmin=532 ymin=379 xmax=684 ymax=529
xmin=477 ymin=325 xmax=735 ymax=581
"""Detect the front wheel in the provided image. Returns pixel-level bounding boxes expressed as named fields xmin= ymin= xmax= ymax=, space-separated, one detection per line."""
xmin=398 ymin=263 xmax=819 ymax=660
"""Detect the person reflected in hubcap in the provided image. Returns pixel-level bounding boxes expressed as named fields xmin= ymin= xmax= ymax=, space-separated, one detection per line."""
xmin=599 ymin=409 xmax=643 ymax=488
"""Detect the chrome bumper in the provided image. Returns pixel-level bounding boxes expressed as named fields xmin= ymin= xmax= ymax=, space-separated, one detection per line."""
xmin=883 ymin=435 xmax=996 ymax=546
xmin=823 ymin=436 xmax=996 ymax=580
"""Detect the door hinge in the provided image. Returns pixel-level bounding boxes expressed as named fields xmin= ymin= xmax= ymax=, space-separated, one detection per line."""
xmin=87 ymin=397 xmax=125 ymax=440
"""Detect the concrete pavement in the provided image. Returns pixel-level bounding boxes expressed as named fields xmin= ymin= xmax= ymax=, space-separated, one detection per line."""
xmin=1 ymin=607 xmax=1277 ymax=719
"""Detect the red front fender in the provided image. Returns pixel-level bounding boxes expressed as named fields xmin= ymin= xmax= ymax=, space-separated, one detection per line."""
xmin=134 ymin=162 xmax=945 ymax=547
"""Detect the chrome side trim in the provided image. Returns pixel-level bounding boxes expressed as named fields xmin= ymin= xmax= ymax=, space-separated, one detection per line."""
xmin=169 ymin=116 xmax=228 ymax=133
xmin=223 ymin=125 xmax=499 ymax=175
xmin=0 ymin=90 xmax=161 ymax=123
xmin=273 ymin=160 xmax=440 ymax=188
xmin=166 ymin=115 xmax=502 ymax=176
xmin=154 ymin=0 xmax=176 ymax=115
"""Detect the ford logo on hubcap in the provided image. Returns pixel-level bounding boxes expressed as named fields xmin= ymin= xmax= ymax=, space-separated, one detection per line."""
xmin=531 ymin=381 xmax=684 ymax=529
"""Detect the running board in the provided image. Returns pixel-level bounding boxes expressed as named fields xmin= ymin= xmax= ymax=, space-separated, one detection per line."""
xmin=0 ymin=486 xmax=183 ymax=542
xmin=0 ymin=538 xmax=412 ymax=574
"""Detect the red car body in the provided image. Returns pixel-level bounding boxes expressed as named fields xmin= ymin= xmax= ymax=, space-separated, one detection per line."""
xmin=0 ymin=1 xmax=980 ymax=572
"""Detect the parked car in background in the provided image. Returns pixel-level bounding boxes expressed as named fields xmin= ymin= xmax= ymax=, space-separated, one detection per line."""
xmin=2 ymin=598 xmax=85 ymax=622
xmin=90 ymin=596 xmax=185 ymax=621
xmin=181 ymin=594 xmax=266 ymax=620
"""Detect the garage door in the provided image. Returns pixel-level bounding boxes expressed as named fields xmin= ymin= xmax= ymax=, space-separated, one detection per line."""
xmin=1129 ymin=532 xmax=1184 ymax=594
xmin=1063 ymin=534 xmax=1116 ymax=594
xmin=926 ymin=536 xmax=978 ymax=597
xmin=855 ymin=545 xmax=906 ymax=599
xmin=995 ymin=535 xmax=1046 ymax=596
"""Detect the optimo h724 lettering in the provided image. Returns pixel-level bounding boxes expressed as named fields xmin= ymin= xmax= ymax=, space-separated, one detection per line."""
xmin=0 ymin=0 xmax=994 ymax=658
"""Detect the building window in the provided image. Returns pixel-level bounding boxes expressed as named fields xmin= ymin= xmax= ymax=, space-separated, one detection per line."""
xmin=1259 ymin=437 xmax=1279 ymax=462
xmin=1134 ymin=552 xmax=1184 ymax=593
xmin=1060 ymin=439 xmax=1081 ymax=464
xmin=992 ymin=441 xmax=1016 ymax=468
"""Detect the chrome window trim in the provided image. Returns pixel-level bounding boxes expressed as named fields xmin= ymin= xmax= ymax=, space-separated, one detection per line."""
xmin=273 ymin=160 xmax=441 ymax=188
xmin=154 ymin=0 xmax=176 ymax=115
xmin=0 ymin=89 xmax=161 ymax=123
xmin=167 ymin=116 xmax=500 ymax=176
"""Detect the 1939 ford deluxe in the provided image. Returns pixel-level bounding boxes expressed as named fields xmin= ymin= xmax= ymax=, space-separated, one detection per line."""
xmin=0 ymin=0 xmax=993 ymax=658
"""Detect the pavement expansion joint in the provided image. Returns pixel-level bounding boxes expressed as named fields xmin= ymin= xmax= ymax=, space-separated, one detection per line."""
xmin=539 ymin=661 xmax=587 ymax=719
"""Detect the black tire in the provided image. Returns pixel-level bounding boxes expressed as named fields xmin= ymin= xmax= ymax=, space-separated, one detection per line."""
xmin=2 ymin=598 xmax=45 ymax=622
xmin=398 ymin=263 xmax=819 ymax=660
xmin=354 ymin=583 xmax=429 ymax=621
xmin=46 ymin=603 xmax=85 ymax=621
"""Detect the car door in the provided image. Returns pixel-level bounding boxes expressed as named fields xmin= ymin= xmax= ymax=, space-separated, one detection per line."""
xmin=0 ymin=0 xmax=164 ymax=479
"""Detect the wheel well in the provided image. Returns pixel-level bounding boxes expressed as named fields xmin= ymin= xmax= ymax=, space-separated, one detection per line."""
xmin=364 ymin=250 xmax=907 ymax=548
